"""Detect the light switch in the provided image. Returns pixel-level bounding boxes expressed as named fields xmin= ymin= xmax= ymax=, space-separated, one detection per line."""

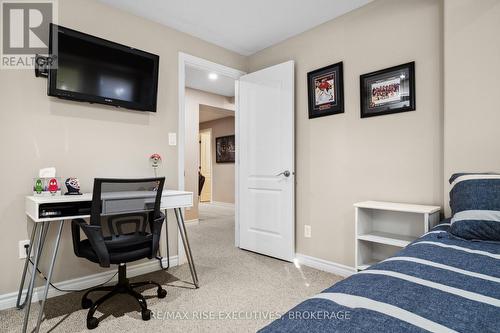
xmin=304 ymin=225 xmax=311 ymax=238
xmin=168 ymin=133 xmax=177 ymax=146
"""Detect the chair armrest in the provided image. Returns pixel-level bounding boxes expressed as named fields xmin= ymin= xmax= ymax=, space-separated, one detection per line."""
xmin=71 ymin=219 xmax=110 ymax=267
xmin=149 ymin=211 xmax=165 ymax=257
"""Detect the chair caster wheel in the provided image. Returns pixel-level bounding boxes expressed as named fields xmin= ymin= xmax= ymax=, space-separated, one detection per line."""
xmin=157 ymin=288 xmax=167 ymax=299
xmin=142 ymin=309 xmax=151 ymax=321
xmin=87 ymin=317 xmax=99 ymax=329
xmin=82 ymin=298 xmax=93 ymax=309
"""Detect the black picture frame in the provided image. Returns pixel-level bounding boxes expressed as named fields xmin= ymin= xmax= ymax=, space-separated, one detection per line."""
xmin=360 ymin=62 xmax=415 ymax=118
xmin=307 ymin=62 xmax=344 ymax=119
xmin=216 ymin=135 xmax=235 ymax=163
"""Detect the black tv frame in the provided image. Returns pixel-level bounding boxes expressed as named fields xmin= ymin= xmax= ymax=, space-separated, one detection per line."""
xmin=48 ymin=24 xmax=159 ymax=112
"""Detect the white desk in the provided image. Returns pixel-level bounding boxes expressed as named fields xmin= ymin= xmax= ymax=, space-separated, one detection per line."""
xmin=19 ymin=190 xmax=198 ymax=333
xmin=25 ymin=190 xmax=193 ymax=221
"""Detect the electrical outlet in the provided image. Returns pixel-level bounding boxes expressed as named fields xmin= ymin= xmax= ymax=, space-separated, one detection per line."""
xmin=18 ymin=240 xmax=30 ymax=259
xmin=304 ymin=225 xmax=312 ymax=238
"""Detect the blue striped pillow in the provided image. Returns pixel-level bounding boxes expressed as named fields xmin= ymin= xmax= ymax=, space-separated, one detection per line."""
xmin=449 ymin=173 xmax=500 ymax=241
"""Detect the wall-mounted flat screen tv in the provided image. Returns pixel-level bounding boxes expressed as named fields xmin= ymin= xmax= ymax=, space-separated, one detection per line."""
xmin=48 ymin=24 xmax=159 ymax=112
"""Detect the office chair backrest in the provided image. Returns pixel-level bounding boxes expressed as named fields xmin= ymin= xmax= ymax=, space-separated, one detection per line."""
xmin=90 ymin=178 xmax=165 ymax=230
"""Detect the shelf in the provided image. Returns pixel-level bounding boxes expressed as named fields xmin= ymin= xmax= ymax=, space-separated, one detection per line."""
xmin=357 ymin=231 xmax=415 ymax=248
xmin=355 ymin=201 xmax=441 ymax=271
xmin=354 ymin=201 xmax=440 ymax=214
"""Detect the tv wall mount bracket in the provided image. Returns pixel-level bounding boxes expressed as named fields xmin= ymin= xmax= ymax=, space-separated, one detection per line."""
xmin=34 ymin=54 xmax=56 ymax=78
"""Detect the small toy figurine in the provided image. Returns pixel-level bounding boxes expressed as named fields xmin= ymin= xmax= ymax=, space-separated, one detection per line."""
xmin=34 ymin=179 xmax=43 ymax=194
xmin=149 ymin=153 xmax=162 ymax=177
xmin=149 ymin=154 xmax=163 ymax=191
xmin=65 ymin=177 xmax=82 ymax=195
xmin=150 ymin=153 xmax=162 ymax=169
xmin=48 ymin=178 xmax=59 ymax=194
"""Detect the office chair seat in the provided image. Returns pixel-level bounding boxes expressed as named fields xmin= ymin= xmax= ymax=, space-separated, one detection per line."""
xmin=78 ymin=234 xmax=153 ymax=265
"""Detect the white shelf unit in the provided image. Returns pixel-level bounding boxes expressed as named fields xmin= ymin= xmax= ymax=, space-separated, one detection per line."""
xmin=354 ymin=201 xmax=440 ymax=272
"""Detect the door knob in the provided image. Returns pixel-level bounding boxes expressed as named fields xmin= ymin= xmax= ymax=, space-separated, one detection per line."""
xmin=276 ymin=170 xmax=291 ymax=177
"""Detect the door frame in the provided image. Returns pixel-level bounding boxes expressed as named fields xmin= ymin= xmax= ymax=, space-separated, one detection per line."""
xmin=198 ymin=128 xmax=213 ymax=203
xmin=178 ymin=52 xmax=246 ymax=263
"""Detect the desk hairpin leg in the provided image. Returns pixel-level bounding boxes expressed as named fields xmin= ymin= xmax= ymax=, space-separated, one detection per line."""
xmin=174 ymin=208 xmax=199 ymax=288
xmin=18 ymin=221 xmax=63 ymax=333
xmin=164 ymin=210 xmax=170 ymax=269
xmin=33 ymin=220 xmax=64 ymax=333
xmin=16 ymin=223 xmax=38 ymax=309
xmin=21 ymin=221 xmax=49 ymax=333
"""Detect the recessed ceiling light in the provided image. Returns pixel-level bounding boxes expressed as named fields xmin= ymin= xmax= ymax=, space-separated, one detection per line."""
xmin=208 ymin=72 xmax=218 ymax=81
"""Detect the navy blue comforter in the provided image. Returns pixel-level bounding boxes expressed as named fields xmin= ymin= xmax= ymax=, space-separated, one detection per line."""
xmin=260 ymin=223 xmax=500 ymax=332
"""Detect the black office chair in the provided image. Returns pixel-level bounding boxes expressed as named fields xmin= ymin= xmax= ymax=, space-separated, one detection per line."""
xmin=71 ymin=178 xmax=167 ymax=329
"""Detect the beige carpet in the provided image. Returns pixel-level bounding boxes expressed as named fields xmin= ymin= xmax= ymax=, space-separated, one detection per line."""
xmin=0 ymin=204 xmax=342 ymax=332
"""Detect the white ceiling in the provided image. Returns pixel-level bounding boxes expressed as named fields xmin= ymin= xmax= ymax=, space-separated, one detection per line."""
xmin=186 ymin=66 xmax=235 ymax=97
xmin=200 ymin=105 xmax=234 ymax=123
xmin=98 ymin=0 xmax=372 ymax=56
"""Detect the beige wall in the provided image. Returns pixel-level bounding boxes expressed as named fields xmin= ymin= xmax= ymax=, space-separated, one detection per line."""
xmin=0 ymin=0 xmax=246 ymax=295
xmin=443 ymin=0 xmax=500 ymax=214
xmin=184 ymin=88 xmax=235 ymax=220
xmin=247 ymin=0 xmax=444 ymax=267
xmin=200 ymin=117 xmax=236 ymax=204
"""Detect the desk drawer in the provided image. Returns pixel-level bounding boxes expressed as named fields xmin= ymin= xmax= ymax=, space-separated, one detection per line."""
xmin=103 ymin=198 xmax=154 ymax=215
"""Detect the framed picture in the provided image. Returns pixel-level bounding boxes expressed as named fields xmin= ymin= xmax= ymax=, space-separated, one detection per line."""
xmin=307 ymin=61 xmax=344 ymax=119
xmin=360 ymin=62 xmax=415 ymax=118
xmin=216 ymin=135 xmax=235 ymax=163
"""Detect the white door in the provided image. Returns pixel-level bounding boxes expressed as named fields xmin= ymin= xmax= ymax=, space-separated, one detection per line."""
xmin=237 ymin=61 xmax=295 ymax=262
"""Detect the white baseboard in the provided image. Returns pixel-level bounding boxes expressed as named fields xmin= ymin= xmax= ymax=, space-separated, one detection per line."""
xmin=0 ymin=256 xmax=178 ymax=311
xmin=295 ymin=253 xmax=356 ymax=278
xmin=184 ymin=219 xmax=199 ymax=225
xmin=207 ymin=201 xmax=235 ymax=208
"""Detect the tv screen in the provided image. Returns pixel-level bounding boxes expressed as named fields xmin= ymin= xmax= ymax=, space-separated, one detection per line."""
xmin=48 ymin=24 xmax=159 ymax=112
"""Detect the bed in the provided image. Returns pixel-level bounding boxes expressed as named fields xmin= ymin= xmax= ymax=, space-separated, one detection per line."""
xmin=260 ymin=222 xmax=500 ymax=333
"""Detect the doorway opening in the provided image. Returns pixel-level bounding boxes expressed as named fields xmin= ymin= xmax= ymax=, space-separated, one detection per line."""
xmin=178 ymin=54 xmax=295 ymax=264
xmin=177 ymin=53 xmax=245 ymax=264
